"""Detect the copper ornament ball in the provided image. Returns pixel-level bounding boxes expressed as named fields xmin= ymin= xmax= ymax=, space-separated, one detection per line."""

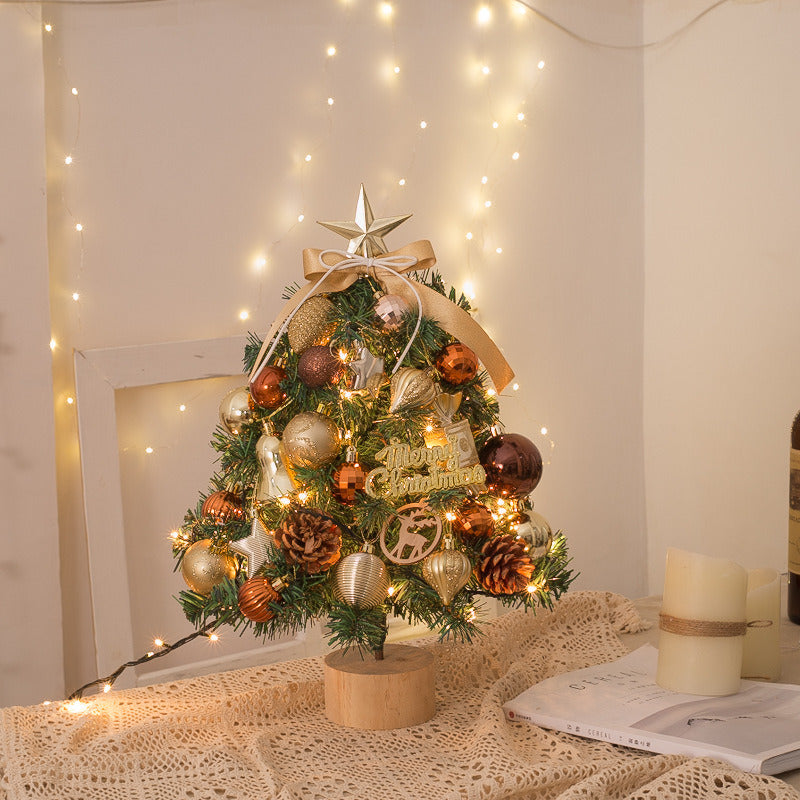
xmin=478 ymin=433 xmax=543 ymax=499
xmin=249 ymin=364 xmax=287 ymax=409
xmin=181 ymin=539 xmax=237 ymax=595
xmin=453 ymin=500 xmax=495 ymax=538
xmin=375 ymin=293 xmax=410 ymax=330
xmin=238 ymin=577 xmax=280 ymax=622
xmin=201 ymin=489 xmax=245 ymax=523
xmin=436 ymin=342 xmax=479 ymax=385
xmin=332 ymin=461 xmax=367 ymax=504
xmin=297 ymin=345 xmax=344 ymax=388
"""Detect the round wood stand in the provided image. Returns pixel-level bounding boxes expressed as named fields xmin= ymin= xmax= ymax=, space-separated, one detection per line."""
xmin=323 ymin=643 xmax=435 ymax=730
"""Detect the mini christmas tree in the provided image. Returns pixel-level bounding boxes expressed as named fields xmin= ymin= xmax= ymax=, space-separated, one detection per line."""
xmin=173 ymin=186 xmax=575 ymax=658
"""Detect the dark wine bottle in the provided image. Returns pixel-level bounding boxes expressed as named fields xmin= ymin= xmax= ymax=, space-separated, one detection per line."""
xmin=790 ymin=410 xmax=800 ymax=623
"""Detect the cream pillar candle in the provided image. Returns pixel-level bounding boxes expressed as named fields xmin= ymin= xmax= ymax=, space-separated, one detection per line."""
xmin=656 ymin=548 xmax=747 ymax=696
xmin=741 ymin=568 xmax=781 ymax=681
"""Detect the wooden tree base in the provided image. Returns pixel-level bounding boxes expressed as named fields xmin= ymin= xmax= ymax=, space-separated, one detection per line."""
xmin=324 ymin=643 xmax=435 ymax=730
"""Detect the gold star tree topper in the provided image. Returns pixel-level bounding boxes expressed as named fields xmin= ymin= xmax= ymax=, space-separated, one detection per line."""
xmin=318 ymin=184 xmax=411 ymax=257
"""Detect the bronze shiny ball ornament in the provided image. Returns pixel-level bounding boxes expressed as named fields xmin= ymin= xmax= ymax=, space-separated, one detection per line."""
xmin=238 ymin=576 xmax=280 ymax=622
xmin=453 ymin=500 xmax=495 ymax=539
xmin=479 ymin=433 xmax=543 ymax=499
xmin=201 ymin=489 xmax=245 ymax=523
xmin=218 ymin=386 xmax=255 ymax=435
xmin=181 ymin=539 xmax=237 ymax=595
xmin=297 ymin=345 xmax=344 ymax=389
xmin=249 ymin=364 xmax=287 ymax=409
xmin=281 ymin=411 xmax=342 ymax=468
xmin=436 ymin=342 xmax=479 ymax=385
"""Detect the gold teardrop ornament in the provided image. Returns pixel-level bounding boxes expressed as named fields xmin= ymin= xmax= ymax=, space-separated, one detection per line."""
xmin=388 ymin=367 xmax=438 ymax=414
xmin=421 ymin=535 xmax=472 ymax=608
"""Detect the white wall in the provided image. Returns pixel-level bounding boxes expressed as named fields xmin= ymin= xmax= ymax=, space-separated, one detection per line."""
xmin=4 ymin=0 xmax=646 ymax=706
xmin=643 ymin=0 xmax=800 ymax=591
xmin=0 ymin=7 xmax=64 ymax=707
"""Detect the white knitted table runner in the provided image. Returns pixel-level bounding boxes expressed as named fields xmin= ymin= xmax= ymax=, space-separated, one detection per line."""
xmin=1 ymin=591 xmax=797 ymax=799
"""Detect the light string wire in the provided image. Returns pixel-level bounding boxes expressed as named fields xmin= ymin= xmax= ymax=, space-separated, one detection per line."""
xmin=6 ymin=0 xmax=738 ymax=54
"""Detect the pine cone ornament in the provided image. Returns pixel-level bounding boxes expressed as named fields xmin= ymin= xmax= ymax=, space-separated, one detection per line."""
xmin=476 ymin=533 xmax=534 ymax=594
xmin=275 ymin=510 xmax=342 ymax=574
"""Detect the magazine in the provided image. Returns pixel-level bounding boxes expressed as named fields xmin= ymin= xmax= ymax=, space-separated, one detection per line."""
xmin=503 ymin=645 xmax=800 ymax=775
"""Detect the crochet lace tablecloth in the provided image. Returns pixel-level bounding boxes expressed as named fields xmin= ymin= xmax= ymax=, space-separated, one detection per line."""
xmin=1 ymin=591 xmax=798 ymax=800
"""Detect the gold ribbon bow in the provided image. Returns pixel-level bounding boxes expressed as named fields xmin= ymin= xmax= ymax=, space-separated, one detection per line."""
xmin=249 ymin=240 xmax=515 ymax=393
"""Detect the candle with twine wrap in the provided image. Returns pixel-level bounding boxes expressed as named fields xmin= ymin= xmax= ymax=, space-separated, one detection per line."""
xmin=656 ymin=547 xmax=747 ymax=696
xmin=248 ymin=240 xmax=514 ymax=394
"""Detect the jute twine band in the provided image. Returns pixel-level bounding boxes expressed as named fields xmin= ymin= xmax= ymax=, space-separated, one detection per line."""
xmin=659 ymin=613 xmax=773 ymax=637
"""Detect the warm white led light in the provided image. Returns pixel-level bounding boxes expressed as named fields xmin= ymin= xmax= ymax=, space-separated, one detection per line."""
xmin=75 ymin=223 xmax=83 ymax=232
xmin=297 ymin=214 xmax=305 ymax=222
xmin=178 ymin=404 xmax=186 ymax=412
xmin=239 ymin=310 xmax=249 ymax=320
xmin=387 ymin=585 xmax=396 ymax=596
xmin=495 ymin=247 xmax=503 ymax=254
xmin=517 ymin=112 xmax=525 ymax=121
xmin=254 ymin=256 xmax=266 ymax=269
xmin=71 ymin=87 xmax=78 ymax=96
xmin=484 ymin=200 xmax=492 ymax=208
xmin=154 ymin=639 xmax=164 ymax=648
xmin=44 ymin=23 xmax=53 ymax=31
xmin=49 ymin=338 xmax=56 ymax=351
xmin=477 ymin=5 xmax=491 ymax=24
xmin=65 ymin=700 xmax=88 ymax=714
xmin=513 ymin=3 xmax=526 ymax=16
xmin=64 ymin=155 xmax=73 ymax=165
xmin=487 ymin=388 xmax=497 ymax=397
xmin=327 ymin=97 xmax=334 ymax=106
xmin=463 ymin=280 xmax=476 ymax=300
xmin=538 ymin=59 xmax=545 ymax=70
xmin=419 ymin=120 xmax=427 ymax=129
xmin=465 ymin=232 xmax=473 ymax=240
xmin=540 ymin=426 xmax=548 ymax=435
xmin=492 ymin=121 xmax=499 ymax=129
xmin=398 ymin=178 xmax=406 ymax=186
xmin=481 ymin=65 xmax=491 ymax=76
xmin=304 ymin=154 xmax=312 ymax=162
xmin=380 ymin=2 xmax=393 ymax=17
xmin=208 ymin=633 xmax=219 ymax=642
xmin=72 ymin=292 xmax=80 ymax=301
xmin=512 ymin=383 xmax=520 ymax=391
xmin=327 ymin=45 xmax=337 ymax=56
xmin=393 ymin=65 xmax=400 ymax=74
xmin=512 ymin=152 xmax=520 ymax=160
xmin=481 ymin=175 xmax=488 ymax=185
xmin=103 ymin=683 xmax=112 ymax=693
xmin=66 ymin=396 xmax=74 ymax=405
xmin=145 ymin=446 xmax=154 ymax=454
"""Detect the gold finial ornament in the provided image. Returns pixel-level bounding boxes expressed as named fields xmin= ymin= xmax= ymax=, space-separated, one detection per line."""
xmin=421 ymin=534 xmax=472 ymax=608
xmin=317 ymin=184 xmax=411 ymax=257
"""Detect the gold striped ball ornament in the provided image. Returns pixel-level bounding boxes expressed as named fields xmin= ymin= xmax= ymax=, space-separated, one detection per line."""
xmin=333 ymin=543 xmax=390 ymax=609
xmin=181 ymin=539 xmax=237 ymax=595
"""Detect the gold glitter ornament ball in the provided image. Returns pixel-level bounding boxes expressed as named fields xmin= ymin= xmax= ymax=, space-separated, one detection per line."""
xmin=281 ymin=411 xmax=341 ymax=468
xmin=288 ymin=295 xmax=337 ymax=354
xmin=181 ymin=539 xmax=237 ymax=595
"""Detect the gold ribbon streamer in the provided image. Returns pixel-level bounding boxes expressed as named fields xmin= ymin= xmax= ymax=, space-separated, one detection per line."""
xmin=249 ymin=240 xmax=515 ymax=393
xmin=659 ymin=612 xmax=752 ymax=638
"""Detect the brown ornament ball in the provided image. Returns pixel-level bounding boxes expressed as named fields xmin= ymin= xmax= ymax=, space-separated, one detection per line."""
xmin=287 ymin=295 xmax=337 ymax=353
xmin=453 ymin=500 xmax=495 ymax=539
xmin=201 ymin=490 xmax=245 ymax=523
xmin=332 ymin=461 xmax=367 ymax=504
xmin=249 ymin=364 xmax=287 ymax=409
xmin=238 ymin=577 xmax=280 ymax=623
xmin=181 ymin=539 xmax=237 ymax=595
xmin=479 ymin=433 xmax=543 ymax=499
xmin=436 ymin=342 xmax=479 ymax=385
xmin=375 ymin=293 xmax=410 ymax=330
xmin=297 ymin=345 xmax=344 ymax=389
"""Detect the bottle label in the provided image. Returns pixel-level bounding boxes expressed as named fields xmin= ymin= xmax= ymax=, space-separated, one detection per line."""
xmin=790 ymin=448 xmax=800 ymax=573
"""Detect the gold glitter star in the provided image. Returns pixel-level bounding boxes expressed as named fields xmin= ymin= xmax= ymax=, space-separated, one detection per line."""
xmin=318 ymin=184 xmax=411 ymax=257
xmin=229 ymin=514 xmax=276 ymax=579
